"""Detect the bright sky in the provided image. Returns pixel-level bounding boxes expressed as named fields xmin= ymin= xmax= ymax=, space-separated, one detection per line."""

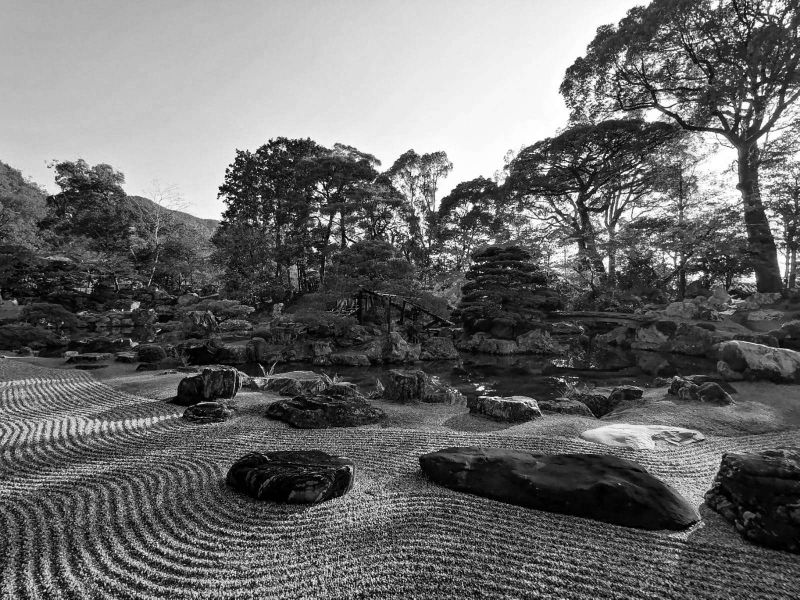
xmin=2 ymin=0 xmax=643 ymax=219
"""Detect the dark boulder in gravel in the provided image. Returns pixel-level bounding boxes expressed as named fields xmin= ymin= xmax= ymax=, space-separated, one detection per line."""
xmin=175 ymin=365 xmax=241 ymax=406
xmin=705 ymin=448 xmax=800 ymax=553
xmin=183 ymin=401 xmax=234 ymax=423
xmin=227 ymin=450 xmax=354 ymax=503
xmin=420 ymin=447 xmax=700 ymax=530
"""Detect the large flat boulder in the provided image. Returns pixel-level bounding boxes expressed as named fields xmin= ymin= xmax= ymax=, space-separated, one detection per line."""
xmin=419 ymin=447 xmax=700 ymax=530
xmin=717 ymin=340 xmax=800 ymax=382
xmin=227 ymin=451 xmax=354 ymax=503
xmin=580 ymin=424 xmax=706 ymax=450
xmin=467 ymin=395 xmax=541 ymax=422
xmin=705 ymin=448 xmax=800 ymax=553
xmin=175 ymin=365 xmax=241 ymax=406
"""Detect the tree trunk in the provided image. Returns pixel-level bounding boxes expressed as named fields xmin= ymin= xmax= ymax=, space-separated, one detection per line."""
xmin=677 ymin=258 xmax=687 ymax=301
xmin=791 ymin=246 xmax=798 ymax=289
xmin=737 ymin=143 xmax=782 ymax=292
xmin=340 ymin=209 xmax=347 ymax=249
xmin=319 ymin=216 xmax=334 ymax=288
xmin=606 ymin=225 xmax=616 ymax=286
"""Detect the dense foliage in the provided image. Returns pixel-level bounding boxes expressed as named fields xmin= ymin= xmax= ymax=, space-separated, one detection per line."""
xmin=456 ymin=246 xmax=563 ymax=336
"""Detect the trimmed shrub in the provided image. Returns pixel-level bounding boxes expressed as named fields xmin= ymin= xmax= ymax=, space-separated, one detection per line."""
xmin=135 ymin=344 xmax=167 ymax=363
xmin=0 ymin=323 xmax=62 ymax=350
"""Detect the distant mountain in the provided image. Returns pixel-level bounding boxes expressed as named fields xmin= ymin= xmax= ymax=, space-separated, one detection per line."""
xmin=127 ymin=195 xmax=220 ymax=234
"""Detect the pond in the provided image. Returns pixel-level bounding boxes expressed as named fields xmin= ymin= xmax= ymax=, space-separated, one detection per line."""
xmin=240 ymin=344 xmax=718 ymax=401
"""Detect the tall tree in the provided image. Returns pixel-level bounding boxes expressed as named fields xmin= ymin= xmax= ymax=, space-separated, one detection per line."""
xmin=436 ymin=177 xmax=505 ymax=271
xmin=42 ymin=159 xmax=133 ymax=254
xmin=766 ymin=158 xmax=800 ymax=287
xmin=0 ymin=161 xmax=47 ymax=249
xmin=306 ymin=143 xmax=380 ymax=285
xmin=386 ymin=149 xmax=453 ymax=263
xmin=562 ymin=0 xmax=800 ymax=291
xmin=505 ymin=119 xmax=676 ymax=280
xmin=216 ymin=137 xmax=321 ymax=292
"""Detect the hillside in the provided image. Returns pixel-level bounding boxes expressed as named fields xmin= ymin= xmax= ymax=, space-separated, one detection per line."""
xmin=127 ymin=195 xmax=220 ymax=234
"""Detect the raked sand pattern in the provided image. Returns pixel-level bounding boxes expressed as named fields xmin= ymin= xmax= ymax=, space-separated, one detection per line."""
xmin=1 ymin=360 xmax=798 ymax=599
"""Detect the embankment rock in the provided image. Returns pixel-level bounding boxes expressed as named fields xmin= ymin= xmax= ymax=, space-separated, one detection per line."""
xmin=704 ymin=448 xmax=800 ymax=553
xmin=227 ymin=451 xmax=354 ymax=503
xmin=717 ymin=340 xmax=800 ymax=382
xmin=419 ymin=447 xmax=700 ymax=530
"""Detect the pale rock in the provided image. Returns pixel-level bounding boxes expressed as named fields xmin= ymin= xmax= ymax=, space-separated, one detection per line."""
xmin=580 ymin=423 xmax=706 ymax=451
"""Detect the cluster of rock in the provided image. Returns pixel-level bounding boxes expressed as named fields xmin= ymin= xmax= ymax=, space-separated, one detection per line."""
xmin=176 ymin=329 xmax=459 ymax=368
xmin=596 ymin=289 xmax=787 ymax=358
xmin=456 ymin=328 xmax=567 ymax=356
xmin=265 ymin=382 xmax=386 ymax=428
xmin=668 ymin=375 xmax=734 ymax=405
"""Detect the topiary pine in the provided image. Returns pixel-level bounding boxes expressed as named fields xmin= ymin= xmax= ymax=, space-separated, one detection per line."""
xmin=455 ymin=245 xmax=563 ymax=337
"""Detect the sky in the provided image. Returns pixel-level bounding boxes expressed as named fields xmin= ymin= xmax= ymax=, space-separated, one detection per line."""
xmin=2 ymin=0 xmax=644 ymax=220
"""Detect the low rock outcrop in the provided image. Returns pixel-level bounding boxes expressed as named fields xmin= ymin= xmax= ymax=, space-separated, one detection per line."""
xmin=704 ymin=448 xmax=799 ymax=553
xmin=175 ymin=365 xmax=241 ymax=406
xmin=135 ymin=343 xmax=167 ymax=363
xmin=419 ymin=447 xmax=700 ymax=530
xmin=384 ymin=369 xmax=465 ymax=404
xmin=668 ymin=376 xmax=735 ymax=405
xmin=183 ymin=401 xmax=234 ymax=423
xmin=227 ymin=450 xmax=355 ymax=503
xmin=569 ymin=385 xmax=643 ymax=418
xmin=249 ymin=371 xmax=328 ymax=396
xmin=717 ymin=340 xmax=800 ymax=382
xmin=264 ymin=384 xmax=385 ymax=428
xmin=580 ymin=424 xmax=706 ymax=450
xmin=467 ymin=395 xmax=542 ymax=422
xmin=537 ymin=397 xmax=594 ymax=417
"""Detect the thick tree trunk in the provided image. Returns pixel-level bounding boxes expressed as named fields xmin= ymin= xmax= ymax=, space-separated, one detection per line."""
xmin=606 ymin=225 xmax=616 ymax=285
xmin=319 ymin=216 xmax=334 ymax=287
xmin=578 ymin=207 xmax=605 ymax=276
xmin=737 ymin=143 xmax=782 ymax=292
xmin=677 ymin=259 xmax=687 ymax=301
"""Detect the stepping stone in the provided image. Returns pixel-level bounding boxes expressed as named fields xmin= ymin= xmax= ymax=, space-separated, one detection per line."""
xmin=467 ymin=395 xmax=541 ymax=422
xmin=580 ymin=423 xmax=705 ymax=450
xmin=419 ymin=447 xmax=699 ymax=530
xmin=183 ymin=401 xmax=234 ymax=423
xmin=227 ymin=451 xmax=354 ymax=503
xmin=705 ymin=448 xmax=800 ymax=553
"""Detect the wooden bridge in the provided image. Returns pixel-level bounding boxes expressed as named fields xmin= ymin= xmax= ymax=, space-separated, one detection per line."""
xmin=353 ymin=288 xmax=454 ymax=334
